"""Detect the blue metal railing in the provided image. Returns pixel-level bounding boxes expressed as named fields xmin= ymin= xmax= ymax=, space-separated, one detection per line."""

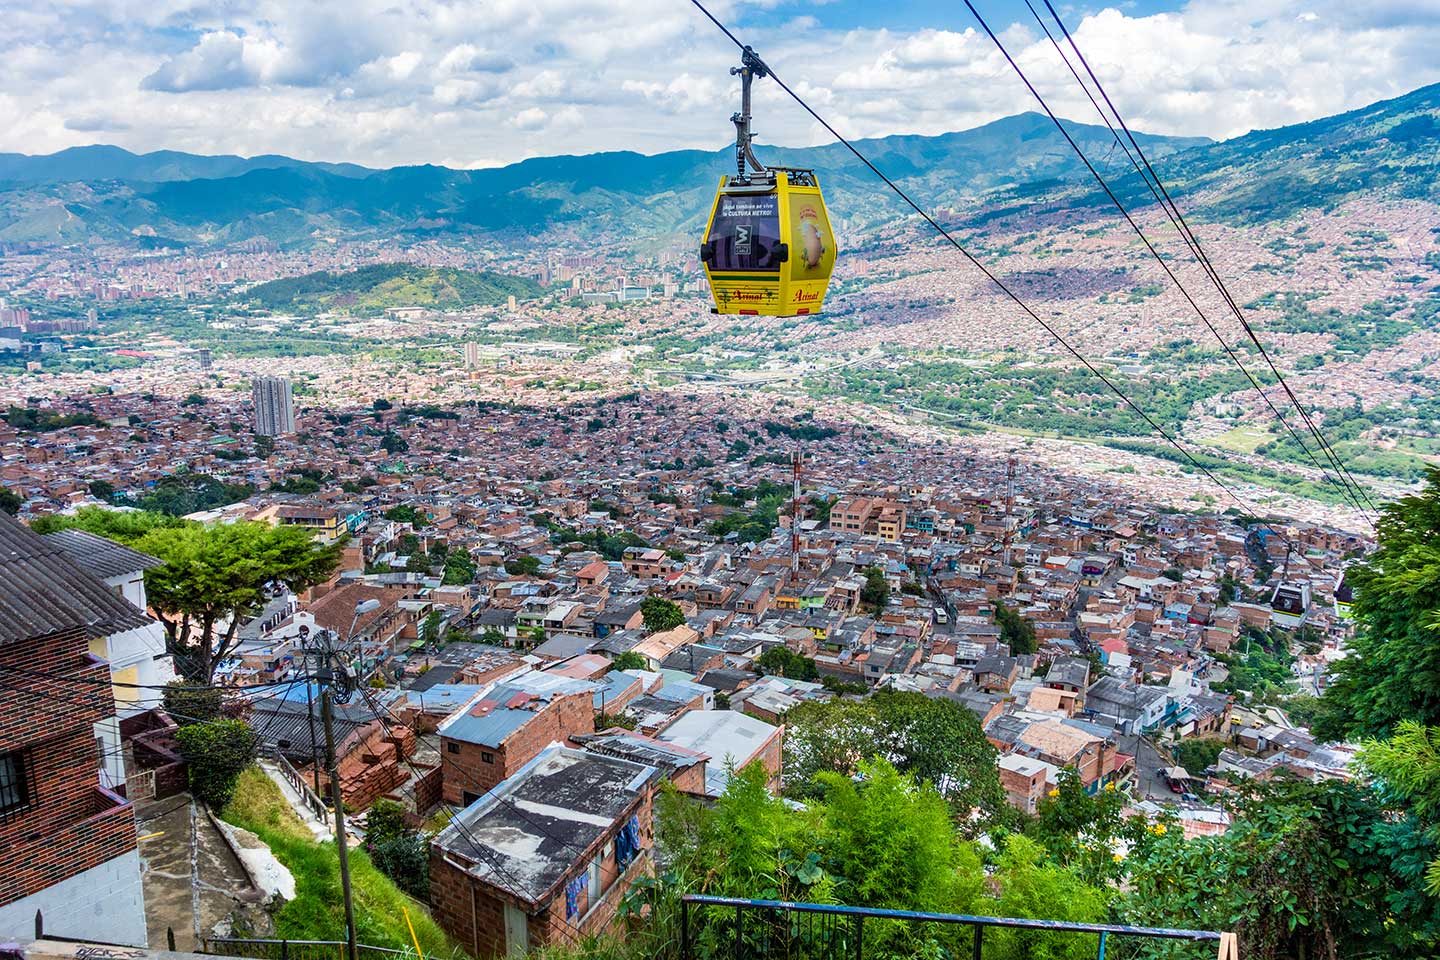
xmin=680 ymin=895 xmax=1226 ymax=960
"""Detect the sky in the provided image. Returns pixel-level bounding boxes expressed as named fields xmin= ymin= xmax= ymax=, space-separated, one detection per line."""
xmin=2 ymin=0 xmax=1439 ymax=169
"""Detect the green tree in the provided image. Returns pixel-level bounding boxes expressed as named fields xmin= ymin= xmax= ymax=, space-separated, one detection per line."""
xmin=0 ymin=487 xmax=21 ymax=515
xmin=1315 ymin=468 xmax=1440 ymax=740
xmin=88 ymin=479 xmax=115 ymax=500
xmin=989 ymin=835 xmax=1110 ymax=960
xmin=609 ymin=651 xmax=648 ymax=672
xmin=995 ymin=600 xmax=1037 ymax=655
xmin=1172 ymin=737 xmax=1226 ymax=775
xmin=139 ymin=521 xmax=341 ymax=682
xmin=380 ymin=431 xmax=408 ymax=454
xmin=419 ymin=609 xmax=442 ymax=646
xmin=1122 ymin=775 xmax=1440 ymax=959
xmin=384 ymin=504 xmax=428 ymax=527
xmin=162 ymin=680 xmax=225 ymax=727
xmin=505 ymin=554 xmax=542 ymax=577
xmin=441 ymin=546 xmax=476 ymax=586
xmin=28 ymin=505 xmax=184 ymax=540
xmin=783 ymin=691 xmax=1003 ymax=821
xmin=363 ymin=798 xmax=429 ymax=899
xmin=756 ymin=645 xmax=819 ymax=681
xmin=175 ymin=719 xmax=255 ymax=808
xmin=860 ymin=566 xmax=890 ymax=616
xmin=1033 ymin=768 xmax=1144 ymax=886
xmin=363 ymin=799 xmax=409 ymax=848
xmin=1361 ymin=720 xmax=1440 ymax=895
xmin=641 ymin=596 xmax=685 ymax=634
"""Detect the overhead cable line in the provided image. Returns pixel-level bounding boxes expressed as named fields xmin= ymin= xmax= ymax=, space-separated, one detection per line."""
xmin=352 ymin=685 xmax=542 ymax=910
xmin=1033 ymin=0 xmax=1381 ymax=520
xmin=963 ymin=0 xmax=1375 ymax=525
xmin=686 ymin=0 xmax=1294 ymax=535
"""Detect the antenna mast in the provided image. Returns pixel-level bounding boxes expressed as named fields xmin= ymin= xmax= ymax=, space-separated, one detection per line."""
xmin=791 ymin=451 xmax=803 ymax=577
xmin=1003 ymin=454 xmax=1017 ymax=567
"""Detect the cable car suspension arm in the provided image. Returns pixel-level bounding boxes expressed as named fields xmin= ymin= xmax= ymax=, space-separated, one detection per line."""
xmin=731 ymin=45 xmax=770 ymax=180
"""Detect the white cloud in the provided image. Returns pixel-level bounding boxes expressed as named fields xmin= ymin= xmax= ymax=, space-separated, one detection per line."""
xmin=141 ymin=30 xmax=256 ymax=92
xmin=0 ymin=0 xmax=1436 ymax=167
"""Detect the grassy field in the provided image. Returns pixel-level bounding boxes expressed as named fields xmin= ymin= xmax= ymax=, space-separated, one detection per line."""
xmin=221 ymin=767 xmax=462 ymax=958
xmin=1202 ymin=426 xmax=1273 ymax=454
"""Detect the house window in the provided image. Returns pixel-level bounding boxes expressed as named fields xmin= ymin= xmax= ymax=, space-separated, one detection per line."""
xmin=481 ymin=751 xmax=494 ymax=764
xmin=0 ymin=750 xmax=33 ymax=820
xmin=446 ymin=742 xmax=459 ymax=754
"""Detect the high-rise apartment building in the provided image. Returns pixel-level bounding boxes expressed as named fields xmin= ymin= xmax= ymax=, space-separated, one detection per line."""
xmin=464 ymin=342 xmax=480 ymax=368
xmin=251 ymin=376 xmax=295 ymax=436
xmin=197 ymin=348 xmax=212 ymax=371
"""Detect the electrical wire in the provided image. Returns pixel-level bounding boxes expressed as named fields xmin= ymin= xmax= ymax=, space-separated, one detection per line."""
xmin=1035 ymin=0 xmax=1381 ymax=520
xmin=351 ymin=685 xmax=544 ymax=911
xmin=685 ymin=0 xmax=1294 ymax=540
xmin=963 ymin=0 xmax=1375 ymax=525
xmin=0 ymin=661 xmax=310 ymax=692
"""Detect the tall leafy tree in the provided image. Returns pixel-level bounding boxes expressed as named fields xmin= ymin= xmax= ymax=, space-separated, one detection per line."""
xmin=860 ymin=566 xmax=890 ymax=616
xmin=136 ymin=521 xmax=342 ymax=682
xmin=441 ymin=546 xmax=476 ymax=585
xmin=783 ymin=691 xmax=1004 ymax=822
xmin=1315 ymin=467 xmax=1440 ymax=740
xmin=640 ymin=596 xmax=685 ymax=634
xmin=995 ymin=600 xmax=1038 ymax=655
xmin=1121 ymin=776 xmax=1440 ymax=959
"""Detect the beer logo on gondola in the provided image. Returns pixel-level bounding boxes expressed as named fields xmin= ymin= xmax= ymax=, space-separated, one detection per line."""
xmin=794 ymin=204 xmax=826 ymax=270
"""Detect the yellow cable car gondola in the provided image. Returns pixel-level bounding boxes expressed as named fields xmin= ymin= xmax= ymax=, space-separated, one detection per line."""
xmin=700 ymin=47 xmax=836 ymax=316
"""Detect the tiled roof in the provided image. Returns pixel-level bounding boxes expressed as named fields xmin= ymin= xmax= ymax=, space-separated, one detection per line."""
xmin=0 ymin=512 xmax=154 ymax=644
xmin=43 ymin=527 xmax=163 ymax=581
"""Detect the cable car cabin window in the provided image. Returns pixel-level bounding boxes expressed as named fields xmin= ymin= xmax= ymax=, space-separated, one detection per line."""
xmin=706 ymin=194 xmax=783 ymax=272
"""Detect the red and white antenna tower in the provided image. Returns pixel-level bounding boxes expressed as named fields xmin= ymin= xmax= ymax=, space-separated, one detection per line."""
xmin=791 ymin=451 xmax=804 ymax=576
xmin=1003 ymin=454 xmax=1017 ymax=568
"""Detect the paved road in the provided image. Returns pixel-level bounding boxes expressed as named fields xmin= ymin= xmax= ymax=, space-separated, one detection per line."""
xmin=1118 ymin=734 xmax=1175 ymax=801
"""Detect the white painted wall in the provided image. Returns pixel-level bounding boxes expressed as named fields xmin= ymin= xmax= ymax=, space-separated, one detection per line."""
xmin=0 ymin=849 xmax=147 ymax=946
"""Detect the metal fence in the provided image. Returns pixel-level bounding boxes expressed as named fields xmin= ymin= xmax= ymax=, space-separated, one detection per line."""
xmin=267 ymin=747 xmax=329 ymax=823
xmin=204 ymin=938 xmax=413 ymax=960
xmin=680 ymin=896 xmax=1231 ymax=960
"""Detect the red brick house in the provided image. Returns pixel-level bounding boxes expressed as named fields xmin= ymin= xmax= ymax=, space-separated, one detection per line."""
xmin=0 ymin=513 xmax=148 ymax=944
xmin=437 ymin=671 xmax=598 ymax=805
xmin=429 ymin=744 xmax=659 ymax=958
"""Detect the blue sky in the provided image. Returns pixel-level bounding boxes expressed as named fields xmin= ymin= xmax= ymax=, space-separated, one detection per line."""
xmin=1 ymin=0 xmax=1437 ymax=167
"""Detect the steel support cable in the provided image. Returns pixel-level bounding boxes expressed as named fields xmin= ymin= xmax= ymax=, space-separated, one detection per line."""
xmin=1033 ymin=0 xmax=1382 ymax=520
xmin=686 ymin=0 xmax=1293 ymax=536
xmin=964 ymin=0 xmax=1374 ymax=523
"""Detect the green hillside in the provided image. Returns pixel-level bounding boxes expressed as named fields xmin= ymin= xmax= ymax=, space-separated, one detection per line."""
xmin=2 ymin=82 xmax=1436 ymax=246
xmin=237 ymin=263 xmax=543 ymax=315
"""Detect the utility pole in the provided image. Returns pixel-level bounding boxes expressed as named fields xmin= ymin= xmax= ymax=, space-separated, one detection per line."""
xmin=307 ymin=598 xmax=376 ymax=960
xmin=321 ymin=677 xmax=359 ymax=960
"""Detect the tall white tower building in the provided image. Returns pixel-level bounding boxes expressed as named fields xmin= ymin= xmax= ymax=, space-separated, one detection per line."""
xmin=251 ymin=376 xmax=295 ymax=436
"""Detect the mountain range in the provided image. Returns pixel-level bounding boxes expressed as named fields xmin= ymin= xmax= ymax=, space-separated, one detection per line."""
xmin=1 ymin=82 xmax=1437 ymax=248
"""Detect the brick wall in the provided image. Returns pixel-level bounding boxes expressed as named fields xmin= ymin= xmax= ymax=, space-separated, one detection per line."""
xmin=335 ymin=722 xmax=415 ymax=811
xmin=754 ymin=723 xmax=785 ymax=793
xmin=441 ymin=692 xmax=595 ymax=806
xmin=429 ymin=786 xmax=655 ymax=959
xmin=0 ymin=627 xmax=139 ymax=907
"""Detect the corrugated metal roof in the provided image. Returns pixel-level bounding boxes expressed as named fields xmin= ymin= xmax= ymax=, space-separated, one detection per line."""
xmin=43 ymin=527 xmax=163 ymax=582
xmin=0 ymin=512 xmax=154 ymax=645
